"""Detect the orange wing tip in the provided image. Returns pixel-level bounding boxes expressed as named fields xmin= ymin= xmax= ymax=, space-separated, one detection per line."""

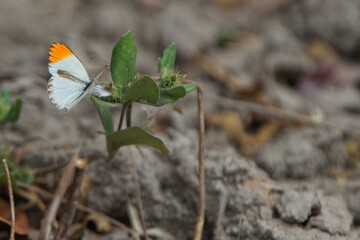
xmin=49 ymin=42 xmax=74 ymax=64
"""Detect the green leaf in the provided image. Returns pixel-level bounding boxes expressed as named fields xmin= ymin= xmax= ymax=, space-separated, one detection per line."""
xmin=1 ymin=91 xmax=11 ymax=104
xmin=0 ymin=98 xmax=22 ymax=127
xmin=106 ymin=126 xmax=169 ymax=157
xmin=158 ymin=43 xmax=176 ymax=72
xmin=9 ymin=99 xmax=22 ymax=122
xmin=91 ymin=96 xmax=114 ymax=136
xmin=111 ymin=31 xmax=137 ymax=95
xmin=182 ymin=83 xmax=198 ymax=93
xmin=123 ymin=76 xmax=159 ymax=104
xmin=157 ymin=85 xmax=186 ymax=106
xmin=90 ymin=95 xmax=122 ymax=108
xmin=0 ymin=91 xmax=11 ymax=119
xmin=12 ymin=165 xmax=34 ymax=186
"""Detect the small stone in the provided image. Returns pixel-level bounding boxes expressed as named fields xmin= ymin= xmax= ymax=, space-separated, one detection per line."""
xmin=308 ymin=193 xmax=353 ymax=235
xmin=275 ymin=190 xmax=320 ymax=224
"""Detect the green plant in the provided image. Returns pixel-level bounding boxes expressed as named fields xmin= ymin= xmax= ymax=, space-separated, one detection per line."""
xmin=0 ymin=91 xmax=22 ymax=128
xmin=215 ymin=27 xmax=237 ymax=47
xmin=0 ymin=149 xmax=34 ymax=188
xmin=91 ymin=31 xmax=197 ymax=158
xmin=46 ymin=31 xmax=205 ymax=240
xmin=0 ymin=91 xmax=33 ymax=187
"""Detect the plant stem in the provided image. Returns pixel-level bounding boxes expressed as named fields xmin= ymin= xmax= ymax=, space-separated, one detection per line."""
xmin=126 ymin=103 xmax=133 ymax=128
xmin=130 ymin=148 xmax=148 ymax=240
xmin=118 ymin=103 xmax=128 ymax=131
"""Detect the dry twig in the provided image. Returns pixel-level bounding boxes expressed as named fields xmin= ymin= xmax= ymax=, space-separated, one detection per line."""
xmin=179 ymin=79 xmax=206 ymax=240
xmin=38 ymin=157 xmax=76 ymax=240
xmin=249 ymin=0 xmax=298 ymax=15
xmin=12 ymin=136 xmax=57 ymax=166
xmin=33 ymin=159 xmax=70 ymax=176
xmin=17 ymin=182 xmax=139 ymax=238
xmin=55 ymin=158 xmax=87 ymax=240
xmin=192 ymin=53 xmax=247 ymax=91
xmin=213 ymin=95 xmax=360 ymax=136
xmin=2 ymin=159 xmax=15 ymax=240
xmin=193 ymin=83 xmax=206 ymax=240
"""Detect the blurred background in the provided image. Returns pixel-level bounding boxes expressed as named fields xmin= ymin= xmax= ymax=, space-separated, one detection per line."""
xmin=2 ymin=0 xmax=360 ymax=239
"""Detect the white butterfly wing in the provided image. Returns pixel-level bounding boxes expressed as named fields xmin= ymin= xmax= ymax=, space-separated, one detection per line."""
xmin=47 ymin=77 xmax=89 ymax=111
xmin=49 ymin=56 xmax=90 ymax=84
xmin=47 ymin=42 xmax=91 ymax=111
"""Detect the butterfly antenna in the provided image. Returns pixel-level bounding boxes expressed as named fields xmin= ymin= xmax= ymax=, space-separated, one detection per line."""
xmin=93 ymin=64 xmax=108 ymax=84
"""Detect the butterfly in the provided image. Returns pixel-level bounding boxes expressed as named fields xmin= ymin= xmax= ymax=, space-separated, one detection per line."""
xmin=47 ymin=42 xmax=110 ymax=112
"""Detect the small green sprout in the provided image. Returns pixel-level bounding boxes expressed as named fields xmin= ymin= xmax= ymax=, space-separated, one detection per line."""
xmin=0 ymin=91 xmax=22 ymax=128
xmin=0 ymin=149 xmax=34 ymax=187
xmin=159 ymin=68 xmax=186 ymax=88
